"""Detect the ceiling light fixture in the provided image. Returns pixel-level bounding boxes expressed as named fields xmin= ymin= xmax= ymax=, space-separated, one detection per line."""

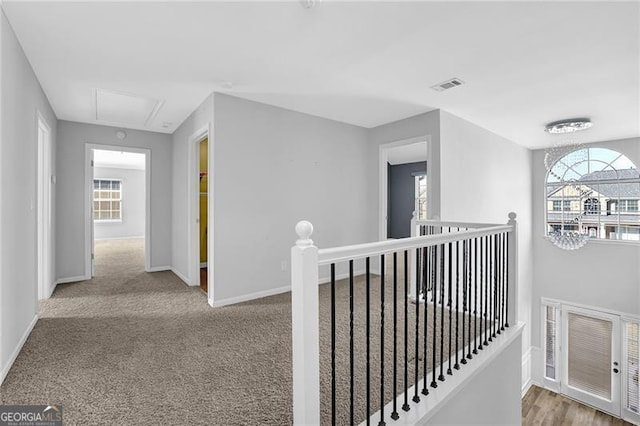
xmin=300 ymin=0 xmax=321 ymax=9
xmin=544 ymin=118 xmax=592 ymax=134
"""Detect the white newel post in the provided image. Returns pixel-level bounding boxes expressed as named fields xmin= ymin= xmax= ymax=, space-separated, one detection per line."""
xmin=507 ymin=212 xmax=518 ymax=327
xmin=291 ymin=221 xmax=320 ymax=425
xmin=409 ymin=211 xmax=417 ymax=301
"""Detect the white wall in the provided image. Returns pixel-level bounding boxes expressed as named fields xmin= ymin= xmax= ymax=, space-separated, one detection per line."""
xmin=211 ymin=93 xmax=375 ymax=303
xmin=170 ymin=93 xmax=213 ymax=283
xmin=0 ymin=9 xmax=58 ymax=381
xmin=439 ymin=111 xmax=533 ymax=359
xmin=530 ymin=138 xmax=640 ymax=377
xmin=425 ymin=332 xmax=522 ymax=426
xmin=56 ymin=121 xmax=172 ymax=279
xmin=93 ymin=166 xmax=145 ymax=240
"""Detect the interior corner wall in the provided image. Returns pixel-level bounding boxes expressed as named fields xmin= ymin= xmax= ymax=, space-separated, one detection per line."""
xmin=93 ymin=166 xmax=146 ymax=240
xmin=170 ymin=93 xmax=213 ymax=283
xmin=530 ymin=137 xmax=640 ymax=356
xmin=55 ymin=121 xmax=172 ymax=279
xmin=0 ymin=9 xmax=57 ymax=380
xmin=439 ymin=110 xmax=533 ymax=357
xmin=212 ymin=93 xmax=375 ymax=303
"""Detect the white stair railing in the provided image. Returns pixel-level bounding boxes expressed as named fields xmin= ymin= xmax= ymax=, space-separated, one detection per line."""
xmin=291 ymin=213 xmax=518 ymax=425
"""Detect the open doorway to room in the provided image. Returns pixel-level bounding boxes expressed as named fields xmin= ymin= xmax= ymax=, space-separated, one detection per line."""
xmin=86 ymin=146 xmax=150 ymax=277
xmin=188 ymin=125 xmax=212 ymax=302
xmin=198 ymin=137 xmax=209 ymax=293
xmin=380 ymin=139 xmax=429 ymax=240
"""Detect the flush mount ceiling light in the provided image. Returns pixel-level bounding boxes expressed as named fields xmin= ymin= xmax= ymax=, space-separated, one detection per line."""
xmin=544 ymin=118 xmax=592 ymax=134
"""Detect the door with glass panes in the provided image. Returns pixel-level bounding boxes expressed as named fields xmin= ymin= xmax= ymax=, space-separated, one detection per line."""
xmin=543 ymin=302 xmax=639 ymax=424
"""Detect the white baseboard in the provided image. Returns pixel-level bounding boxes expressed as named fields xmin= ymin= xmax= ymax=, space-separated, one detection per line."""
xmin=55 ymin=275 xmax=90 ymax=285
xmin=211 ymin=285 xmax=290 ymax=308
xmin=1 ymin=314 xmax=38 ymax=384
xmin=170 ymin=267 xmax=191 ymax=286
xmin=47 ymin=281 xmax=58 ymax=298
xmin=146 ymin=265 xmax=171 ymax=273
xmin=522 ymin=346 xmax=533 ymax=396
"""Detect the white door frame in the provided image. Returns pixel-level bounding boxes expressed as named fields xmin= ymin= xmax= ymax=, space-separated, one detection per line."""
xmin=37 ymin=111 xmax=53 ymax=299
xmin=379 ymin=135 xmax=432 ymax=241
xmin=84 ymin=144 xmax=151 ymax=277
xmin=560 ymin=304 xmax=621 ymax=417
xmin=187 ymin=124 xmax=214 ymax=305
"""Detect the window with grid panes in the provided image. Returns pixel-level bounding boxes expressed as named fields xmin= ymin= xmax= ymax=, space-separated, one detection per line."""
xmin=93 ymin=179 xmax=122 ymax=221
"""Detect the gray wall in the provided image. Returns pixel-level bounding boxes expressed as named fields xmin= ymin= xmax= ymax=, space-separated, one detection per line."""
xmin=56 ymin=121 xmax=172 ymax=279
xmin=439 ymin=111 xmax=533 ymax=354
xmin=93 ymin=166 xmax=145 ymax=240
xmin=530 ymin=137 xmax=640 ymax=380
xmin=0 ymin=10 xmax=58 ymax=379
xmin=212 ymin=93 xmax=375 ymax=303
xmin=388 ymin=161 xmax=426 ymax=238
xmin=426 ymin=332 xmax=522 ymax=425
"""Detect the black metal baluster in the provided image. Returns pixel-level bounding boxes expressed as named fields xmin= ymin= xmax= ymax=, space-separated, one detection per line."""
xmin=379 ymin=254 xmax=386 ymax=426
xmin=500 ymin=233 xmax=507 ymax=330
xmin=413 ymin=248 xmax=420 ymax=403
xmin=496 ymin=233 xmax=500 ymax=333
xmin=391 ymin=253 xmax=399 ymax=421
xmin=438 ymin=243 xmax=446 ymax=382
xmin=366 ymin=257 xmax=371 ymax=424
xmin=331 ymin=263 xmax=336 ymax=426
xmin=505 ymin=234 xmax=510 ymax=328
xmin=466 ymin=238 xmax=472 ymax=360
xmin=461 ymin=239 xmax=467 ymax=365
xmin=454 ymin=239 xmax=460 ymax=370
xmin=422 ymin=243 xmax=429 ymax=396
xmin=493 ymin=234 xmax=498 ymax=339
xmin=402 ymin=251 xmax=410 ymax=412
xmin=349 ymin=260 xmax=355 ymax=425
xmin=483 ymin=236 xmax=489 ymax=347
xmin=487 ymin=236 xmax=495 ymax=342
xmin=430 ymin=244 xmax=439 ymax=389
xmin=447 ymin=242 xmax=453 ymax=375
xmin=473 ymin=238 xmax=478 ymax=355
xmin=478 ymin=236 xmax=483 ymax=350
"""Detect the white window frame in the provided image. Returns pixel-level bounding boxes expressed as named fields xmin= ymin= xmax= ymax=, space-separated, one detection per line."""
xmin=542 ymin=299 xmax=562 ymax=393
xmin=93 ymin=178 xmax=122 ymax=222
xmin=544 ymin=147 xmax=640 ymax=245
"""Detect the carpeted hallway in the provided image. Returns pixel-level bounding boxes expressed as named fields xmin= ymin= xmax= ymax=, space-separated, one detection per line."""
xmin=0 ymin=239 xmax=293 ymax=425
xmin=0 ymin=239 xmax=474 ymax=425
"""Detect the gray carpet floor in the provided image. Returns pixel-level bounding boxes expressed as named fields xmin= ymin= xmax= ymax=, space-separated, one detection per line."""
xmin=0 ymin=239 xmax=481 ymax=425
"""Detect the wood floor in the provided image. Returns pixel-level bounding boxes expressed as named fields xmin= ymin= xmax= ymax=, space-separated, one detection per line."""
xmin=523 ymin=386 xmax=634 ymax=426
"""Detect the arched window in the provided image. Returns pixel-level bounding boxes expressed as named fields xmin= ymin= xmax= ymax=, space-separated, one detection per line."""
xmin=546 ymin=147 xmax=640 ymax=242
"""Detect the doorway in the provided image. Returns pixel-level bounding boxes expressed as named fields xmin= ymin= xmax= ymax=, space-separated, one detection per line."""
xmin=37 ymin=112 xmax=52 ymax=299
xmin=198 ymin=137 xmax=209 ymax=293
xmin=188 ymin=124 xmax=212 ymax=302
xmin=380 ymin=138 xmax=429 ymax=240
xmin=85 ymin=144 xmax=151 ymax=277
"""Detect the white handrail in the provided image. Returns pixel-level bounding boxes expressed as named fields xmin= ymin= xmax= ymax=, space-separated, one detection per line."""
xmin=318 ymin=224 xmax=512 ymax=266
xmin=415 ymin=219 xmax=500 ymax=229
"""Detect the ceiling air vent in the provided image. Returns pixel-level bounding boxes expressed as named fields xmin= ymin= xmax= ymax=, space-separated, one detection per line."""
xmin=431 ymin=78 xmax=465 ymax=92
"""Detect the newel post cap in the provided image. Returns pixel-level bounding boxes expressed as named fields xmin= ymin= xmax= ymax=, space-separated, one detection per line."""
xmin=295 ymin=221 xmax=314 ymax=247
xmin=508 ymin=212 xmax=517 ymax=224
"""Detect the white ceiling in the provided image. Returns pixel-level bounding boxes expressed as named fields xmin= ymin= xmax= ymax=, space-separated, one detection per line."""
xmin=387 ymin=142 xmax=427 ymax=165
xmin=94 ymin=149 xmax=146 ymax=170
xmin=2 ymin=1 xmax=638 ymax=148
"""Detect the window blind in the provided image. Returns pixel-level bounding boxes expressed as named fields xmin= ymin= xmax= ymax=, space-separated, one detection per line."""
xmin=567 ymin=312 xmax=612 ymax=400
xmin=545 ymin=305 xmax=557 ymax=380
xmin=626 ymin=321 xmax=639 ymax=414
